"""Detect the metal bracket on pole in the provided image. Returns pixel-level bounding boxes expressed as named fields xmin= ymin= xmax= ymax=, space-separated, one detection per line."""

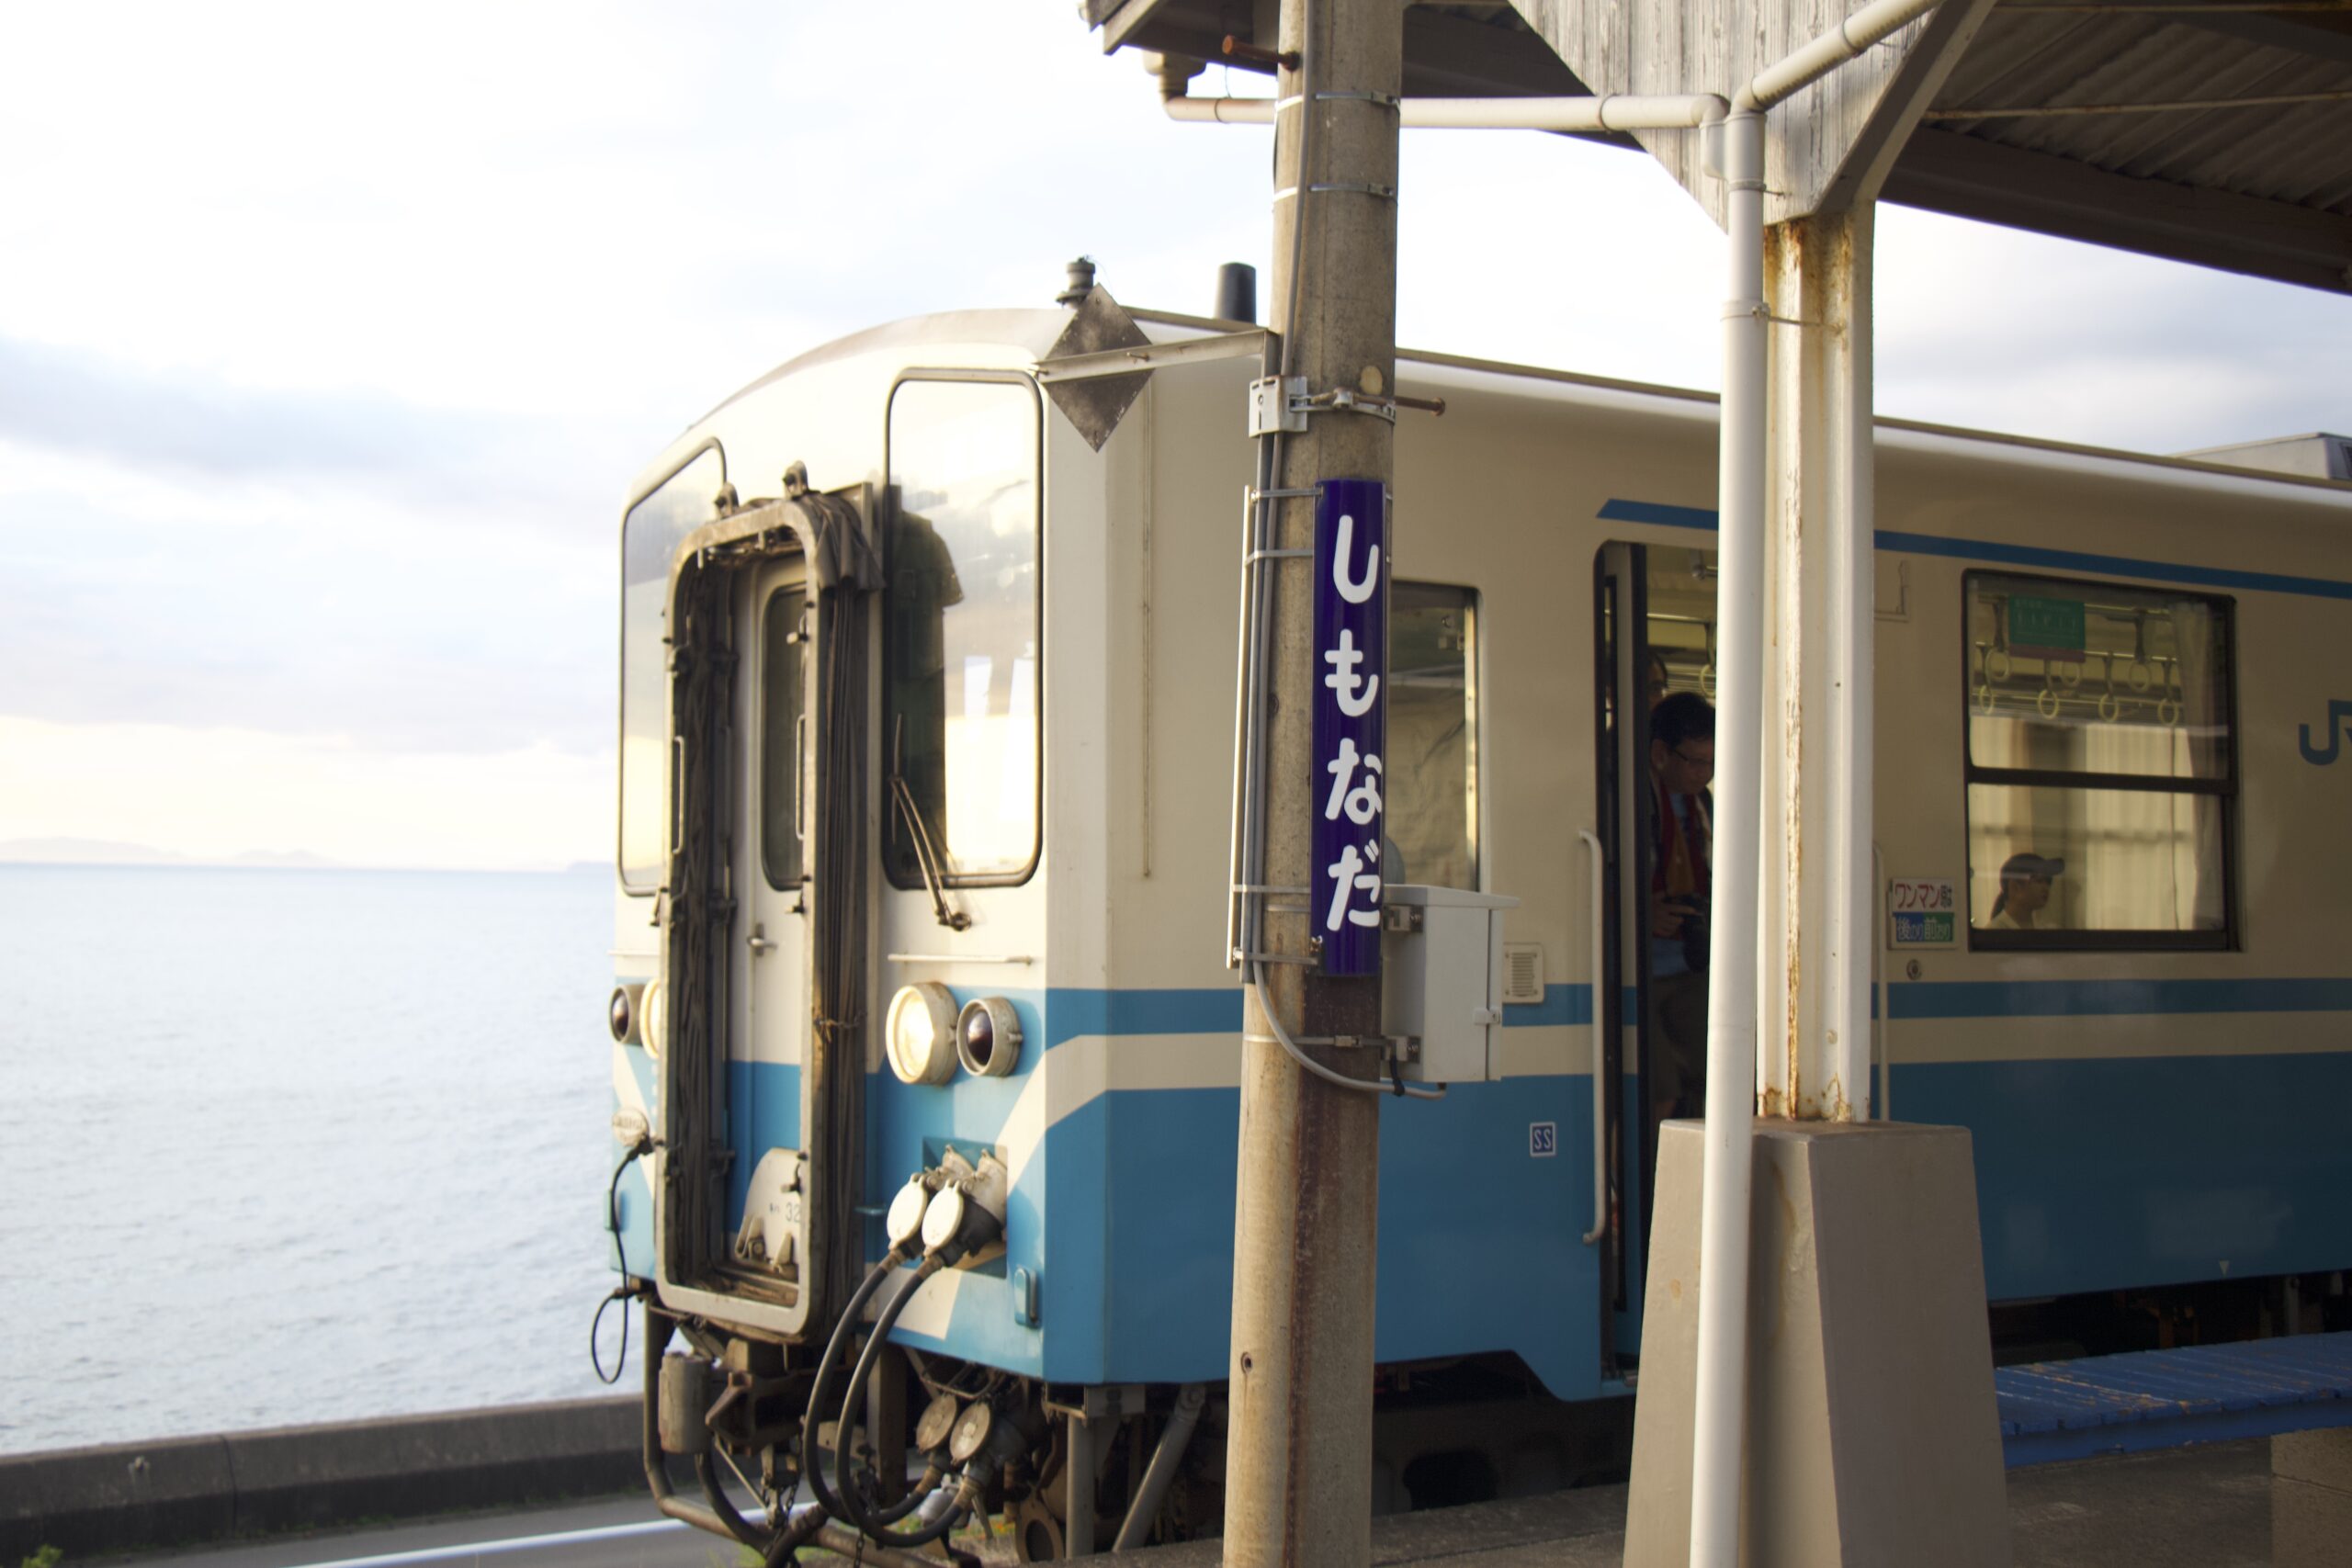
xmin=1249 ymin=378 xmax=1442 ymax=435
xmin=1248 ymin=377 xmax=1310 ymax=435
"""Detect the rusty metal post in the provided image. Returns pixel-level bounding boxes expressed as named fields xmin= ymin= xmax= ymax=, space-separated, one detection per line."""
xmin=1758 ymin=205 xmax=1875 ymax=1124
xmin=1223 ymin=1 xmax=1400 ymax=1563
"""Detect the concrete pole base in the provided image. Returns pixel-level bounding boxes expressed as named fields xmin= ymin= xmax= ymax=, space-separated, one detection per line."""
xmin=1623 ymin=1119 xmax=2011 ymax=1567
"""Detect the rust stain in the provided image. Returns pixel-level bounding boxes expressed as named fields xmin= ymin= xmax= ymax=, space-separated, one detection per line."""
xmin=1821 ymin=1073 xmax=1854 ymax=1123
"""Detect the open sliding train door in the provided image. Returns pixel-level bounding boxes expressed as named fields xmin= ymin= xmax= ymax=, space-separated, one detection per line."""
xmin=1593 ymin=538 xmax=1720 ymax=1371
xmin=1593 ymin=542 xmax=1645 ymax=1365
xmin=655 ymin=472 xmax=880 ymax=1345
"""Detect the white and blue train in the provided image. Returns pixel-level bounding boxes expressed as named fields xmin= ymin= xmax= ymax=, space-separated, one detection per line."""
xmin=601 ymin=273 xmax=2352 ymax=1559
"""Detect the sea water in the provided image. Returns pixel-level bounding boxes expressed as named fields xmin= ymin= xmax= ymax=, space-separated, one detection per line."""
xmin=0 ymin=864 xmax=625 ymax=1455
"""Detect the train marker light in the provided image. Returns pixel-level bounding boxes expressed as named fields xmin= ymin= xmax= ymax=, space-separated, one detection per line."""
xmin=956 ymin=997 xmax=1023 ymax=1078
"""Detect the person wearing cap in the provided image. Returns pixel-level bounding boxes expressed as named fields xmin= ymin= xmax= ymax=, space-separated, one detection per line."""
xmin=1990 ymin=852 xmax=2064 ymax=931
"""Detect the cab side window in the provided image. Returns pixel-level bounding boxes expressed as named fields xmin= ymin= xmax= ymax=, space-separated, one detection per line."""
xmin=1387 ymin=581 xmax=1479 ymax=890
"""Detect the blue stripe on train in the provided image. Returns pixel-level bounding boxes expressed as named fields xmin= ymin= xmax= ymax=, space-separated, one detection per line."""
xmin=1042 ymin=983 xmax=1600 ymax=1040
xmin=1019 ymin=977 xmax=2352 ymax=1051
xmin=1595 ymin=495 xmax=2352 ymax=601
xmin=1892 ymin=977 xmax=2352 ymax=1018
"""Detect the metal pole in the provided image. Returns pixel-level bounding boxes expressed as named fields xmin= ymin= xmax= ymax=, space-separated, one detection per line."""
xmin=1830 ymin=209 xmax=1876 ymax=1121
xmin=1758 ymin=206 xmax=1875 ymax=1124
xmin=1224 ymin=1 xmax=1399 ymax=1563
xmin=1688 ymin=104 xmax=1765 ymax=1568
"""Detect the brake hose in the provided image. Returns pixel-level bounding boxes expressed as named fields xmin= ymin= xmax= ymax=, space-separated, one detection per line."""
xmin=832 ymin=1256 xmax=971 ymax=1549
xmin=802 ymin=1244 xmax=920 ymax=1520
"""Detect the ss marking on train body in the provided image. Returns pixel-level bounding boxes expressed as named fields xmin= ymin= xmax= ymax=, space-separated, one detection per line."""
xmin=601 ymin=278 xmax=2352 ymax=1558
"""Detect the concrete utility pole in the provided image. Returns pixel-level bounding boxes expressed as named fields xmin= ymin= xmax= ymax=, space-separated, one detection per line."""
xmin=1224 ymin=1 xmax=1402 ymax=1563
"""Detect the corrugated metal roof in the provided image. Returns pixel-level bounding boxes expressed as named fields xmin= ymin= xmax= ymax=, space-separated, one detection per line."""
xmin=1089 ymin=1 xmax=2352 ymax=294
xmin=1930 ymin=7 xmax=2352 ymax=218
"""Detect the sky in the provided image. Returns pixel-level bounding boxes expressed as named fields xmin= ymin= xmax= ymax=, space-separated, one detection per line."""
xmin=3 ymin=3 xmax=2346 ymax=870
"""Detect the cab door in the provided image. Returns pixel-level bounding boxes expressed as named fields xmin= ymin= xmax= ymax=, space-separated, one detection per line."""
xmin=722 ymin=559 xmax=815 ymax=1313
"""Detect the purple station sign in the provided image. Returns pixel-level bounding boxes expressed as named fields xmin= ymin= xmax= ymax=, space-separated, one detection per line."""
xmin=1311 ymin=478 xmax=1388 ymax=976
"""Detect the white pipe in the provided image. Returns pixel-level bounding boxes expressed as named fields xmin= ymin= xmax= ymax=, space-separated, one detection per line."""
xmin=1689 ymin=105 xmax=1765 ymax=1568
xmin=1403 ymin=95 xmax=1723 ymax=131
xmin=1579 ymin=827 xmax=1608 ymax=1246
xmin=1739 ymin=0 xmax=1945 ymax=113
xmin=1163 ymin=95 xmax=1277 ymax=125
xmin=1164 ymin=93 xmax=1725 ymax=133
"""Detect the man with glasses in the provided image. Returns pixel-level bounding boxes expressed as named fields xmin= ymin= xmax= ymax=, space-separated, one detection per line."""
xmin=1648 ymin=691 xmax=1715 ymax=1122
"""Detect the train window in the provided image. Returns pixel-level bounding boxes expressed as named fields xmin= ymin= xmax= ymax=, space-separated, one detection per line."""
xmin=618 ymin=446 xmax=727 ymax=892
xmin=1962 ymin=572 xmax=2235 ymax=948
xmin=883 ymin=376 xmax=1042 ymax=886
xmin=1388 ymin=582 xmax=1478 ymax=890
xmin=760 ymin=585 xmax=807 ymax=892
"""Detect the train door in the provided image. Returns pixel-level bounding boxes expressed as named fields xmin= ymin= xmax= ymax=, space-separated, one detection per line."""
xmin=721 ymin=558 xmax=816 ymax=1315
xmin=1593 ymin=540 xmax=1718 ymax=1361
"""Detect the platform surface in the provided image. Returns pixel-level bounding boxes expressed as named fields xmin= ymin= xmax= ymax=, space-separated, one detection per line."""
xmin=112 ymin=1434 xmax=2314 ymax=1567
xmin=1997 ymin=1331 xmax=2352 ymax=1465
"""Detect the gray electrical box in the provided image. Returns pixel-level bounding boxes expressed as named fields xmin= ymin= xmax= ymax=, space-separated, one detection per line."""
xmin=1380 ymin=885 xmax=1519 ymax=1084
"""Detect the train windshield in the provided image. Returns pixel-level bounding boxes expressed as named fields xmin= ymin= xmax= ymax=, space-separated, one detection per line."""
xmin=883 ymin=377 xmax=1041 ymax=885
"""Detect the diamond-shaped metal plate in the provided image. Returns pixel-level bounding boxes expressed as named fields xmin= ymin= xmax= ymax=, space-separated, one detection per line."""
xmin=1043 ymin=287 xmax=1153 ymax=452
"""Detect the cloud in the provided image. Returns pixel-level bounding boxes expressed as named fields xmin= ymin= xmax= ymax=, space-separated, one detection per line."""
xmin=0 ymin=446 xmax=609 ymax=753
xmin=0 ymin=337 xmax=637 ymax=532
xmin=1877 ymin=208 xmax=2352 ymax=452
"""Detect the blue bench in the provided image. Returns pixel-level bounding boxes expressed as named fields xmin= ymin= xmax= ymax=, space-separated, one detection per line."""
xmin=1997 ymin=1331 xmax=2352 ymax=1465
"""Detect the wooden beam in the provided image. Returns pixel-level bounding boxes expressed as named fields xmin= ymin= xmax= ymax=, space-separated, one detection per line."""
xmin=1398 ymin=7 xmax=1591 ymax=98
xmin=1883 ymin=128 xmax=2352 ymax=295
xmin=1821 ymin=0 xmax=2000 ymax=216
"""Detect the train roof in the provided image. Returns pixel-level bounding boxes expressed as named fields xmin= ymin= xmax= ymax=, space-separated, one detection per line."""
xmin=691 ymin=301 xmax=2352 ymax=509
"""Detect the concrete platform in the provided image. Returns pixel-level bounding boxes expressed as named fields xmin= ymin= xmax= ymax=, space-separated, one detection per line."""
xmin=1100 ymin=1439 xmax=2294 ymax=1568
xmin=103 ymin=1434 xmax=2327 ymax=1567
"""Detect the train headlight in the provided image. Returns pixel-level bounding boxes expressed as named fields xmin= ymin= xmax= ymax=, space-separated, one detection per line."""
xmin=641 ymin=979 xmax=667 ymax=1058
xmin=886 ymin=983 xmax=960 ymax=1086
xmin=608 ymin=987 xmax=634 ymax=1043
xmin=956 ymin=997 xmax=1023 ymax=1078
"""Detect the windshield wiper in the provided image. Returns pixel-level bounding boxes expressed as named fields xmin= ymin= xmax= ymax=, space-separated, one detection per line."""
xmin=889 ymin=718 xmax=968 ymax=931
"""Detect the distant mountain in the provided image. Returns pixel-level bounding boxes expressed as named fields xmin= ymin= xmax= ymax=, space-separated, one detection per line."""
xmin=0 ymin=836 xmax=187 ymax=864
xmin=231 ymin=848 xmax=338 ymax=868
xmin=0 ymin=838 xmax=341 ymax=869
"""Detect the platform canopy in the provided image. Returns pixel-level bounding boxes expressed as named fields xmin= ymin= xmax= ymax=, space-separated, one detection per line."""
xmin=1088 ymin=0 xmax=2352 ymax=296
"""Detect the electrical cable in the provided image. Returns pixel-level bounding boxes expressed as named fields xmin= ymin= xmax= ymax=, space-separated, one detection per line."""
xmin=591 ymin=1142 xmax=653 ymax=1384
xmin=1247 ymin=964 xmax=1444 ymax=1100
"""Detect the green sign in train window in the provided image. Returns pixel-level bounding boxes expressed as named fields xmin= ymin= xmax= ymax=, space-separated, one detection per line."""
xmin=2007 ymin=593 xmax=2086 ymax=660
